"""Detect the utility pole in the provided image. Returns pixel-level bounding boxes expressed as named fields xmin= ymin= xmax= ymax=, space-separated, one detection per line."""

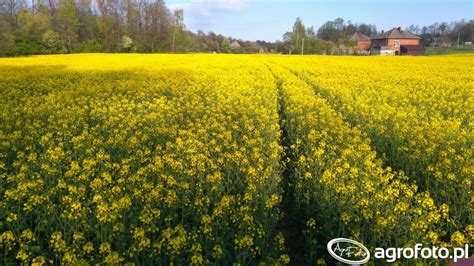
xmin=301 ymin=38 xmax=304 ymax=55
xmin=457 ymin=31 xmax=461 ymax=47
xmin=296 ymin=31 xmax=299 ymax=54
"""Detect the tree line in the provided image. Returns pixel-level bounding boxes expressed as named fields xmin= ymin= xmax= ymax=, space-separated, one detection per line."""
xmin=0 ymin=0 xmax=472 ymax=55
xmin=280 ymin=17 xmax=377 ymax=55
xmin=0 ymin=0 xmax=187 ymax=55
xmin=0 ymin=0 xmax=280 ymax=55
xmin=280 ymin=17 xmax=473 ymax=55
xmin=406 ymin=21 xmax=474 ymax=46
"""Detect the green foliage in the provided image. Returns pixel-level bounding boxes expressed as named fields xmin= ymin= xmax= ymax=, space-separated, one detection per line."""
xmin=56 ymin=0 xmax=80 ymax=52
xmin=0 ymin=32 xmax=15 ymax=55
xmin=172 ymin=9 xmax=185 ymax=53
xmin=305 ymin=38 xmax=333 ymax=54
xmin=120 ymin=35 xmax=135 ymax=52
xmin=76 ymin=40 xmax=103 ymax=53
xmin=221 ymin=37 xmax=231 ymax=53
xmin=426 ymin=45 xmax=474 ymax=55
xmin=14 ymin=30 xmax=43 ymax=55
xmin=41 ymin=30 xmax=67 ymax=54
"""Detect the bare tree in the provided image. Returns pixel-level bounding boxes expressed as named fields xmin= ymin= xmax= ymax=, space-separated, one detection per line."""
xmin=2 ymin=0 xmax=22 ymax=27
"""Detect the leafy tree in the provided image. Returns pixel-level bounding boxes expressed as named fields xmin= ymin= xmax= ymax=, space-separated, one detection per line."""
xmin=56 ymin=0 xmax=80 ymax=52
xmin=42 ymin=29 xmax=66 ymax=53
xmin=195 ymin=30 xmax=208 ymax=52
xmin=14 ymin=29 xmax=43 ymax=55
xmin=317 ymin=20 xmax=338 ymax=42
xmin=171 ymin=8 xmax=183 ymax=52
xmin=13 ymin=7 xmax=44 ymax=55
xmin=221 ymin=37 xmax=230 ymax=53
xmin=0 ymin=31 xmax=15 ymax=55
xmin=292 ymin=17 xmax=305 ymax=54
xmin=121 ymin=35 xmax=136 ymax=52
xmin=206 ymin=31 xmax=220 ymax=52
xmin=143 ymin=0 xmax=172 ymax=52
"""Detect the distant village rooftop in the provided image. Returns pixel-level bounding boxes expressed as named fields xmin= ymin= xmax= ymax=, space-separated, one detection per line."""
xmin=349 ymin=32 xmax=371 ymax=41
xmin=372 ymin=27 xmax=421 ymax=40
xmin=349 ymin=27 xmax=425 ymax=55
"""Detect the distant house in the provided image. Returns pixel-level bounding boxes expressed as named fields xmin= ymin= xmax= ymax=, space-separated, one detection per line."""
xmin=230 ymin=41 xmax=241 ymax=50
xmin=371 ymin=27 xmax=425 ymax=55
xmin=349 ymin=32 xmax=371 ymax=54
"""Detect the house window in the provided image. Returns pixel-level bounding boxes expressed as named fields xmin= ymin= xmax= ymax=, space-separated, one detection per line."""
xmin=394 ymin=40 xmax=400 ymax=47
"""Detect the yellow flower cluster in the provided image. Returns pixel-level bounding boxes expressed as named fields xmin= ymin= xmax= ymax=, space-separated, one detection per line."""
xmin=280 ymin=55 xmax=473 ymax=243
xmin=0 ymin=54 xmax=286 ymax=264
xmin=268 ymin=62 xmax=470 ymax=263
xmin=0 ymin=54 xmax=471 ymax=264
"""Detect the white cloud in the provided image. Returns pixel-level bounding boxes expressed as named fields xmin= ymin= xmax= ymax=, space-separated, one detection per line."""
xmin=166 ymin=0 xmax=249 ymax=34
xmin=167 ymin=0 xmax=249 ymax=17
xmin=216 ymin=0 xmax=249 ymax=10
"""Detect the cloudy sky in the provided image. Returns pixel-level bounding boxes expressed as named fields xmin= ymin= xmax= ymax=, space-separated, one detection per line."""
xmin=165 ymin=0 xmax=473 ymax=42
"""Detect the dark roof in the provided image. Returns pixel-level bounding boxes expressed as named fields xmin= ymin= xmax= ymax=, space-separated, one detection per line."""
xmin=372 ymin=27 xmax=421 ymax=40
xmin=349 ymin=32 xmax=371 ymax=41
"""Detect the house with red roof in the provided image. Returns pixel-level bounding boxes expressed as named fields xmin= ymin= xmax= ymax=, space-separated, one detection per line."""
xmin=349 ymin=32 xmax=372 ymax=55
xmin=371 ymin=27 xmax=425 ymax=55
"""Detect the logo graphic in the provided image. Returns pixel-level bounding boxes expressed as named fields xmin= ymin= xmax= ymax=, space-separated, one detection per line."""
xmin=327 ymin=238 xmax=371 ymax=265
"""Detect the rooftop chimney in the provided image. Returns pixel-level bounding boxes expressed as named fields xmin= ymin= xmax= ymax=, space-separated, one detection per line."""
xmin=381 ymin=30 xmax=384 ymax=34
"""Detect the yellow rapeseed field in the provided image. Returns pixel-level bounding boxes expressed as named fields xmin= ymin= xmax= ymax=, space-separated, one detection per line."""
xmin=0 ymin=54 xmax=472 ymax=265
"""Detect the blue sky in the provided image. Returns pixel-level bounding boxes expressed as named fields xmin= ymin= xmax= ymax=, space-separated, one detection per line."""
xmin=166 ymin=0 xmax=473 ymax=42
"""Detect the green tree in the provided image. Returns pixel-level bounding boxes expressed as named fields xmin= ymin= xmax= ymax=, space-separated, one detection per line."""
xmin=195 ymin=30 xmax=208 ymax=52
xmin=56 ymin=0 xmax=80 ymax=52
xmin=291 ymin=17 xmax=305 ymax=54
xmin=121 ymin=35 xmax=135 ymax=52
xmin=282 ymin=18 xmax=306 ymax=54
xmin=221 ymin=37 xmax=230 ymax=53
xmin=0 ymin=31 xmax=15 ymax=55
xmin=171 ymin=9 xmax=184 ymax=52
xmin=42 ymin=29 xmax=66 ymax=53
xmin=13 ymin=7 xmax=45 ymax=55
